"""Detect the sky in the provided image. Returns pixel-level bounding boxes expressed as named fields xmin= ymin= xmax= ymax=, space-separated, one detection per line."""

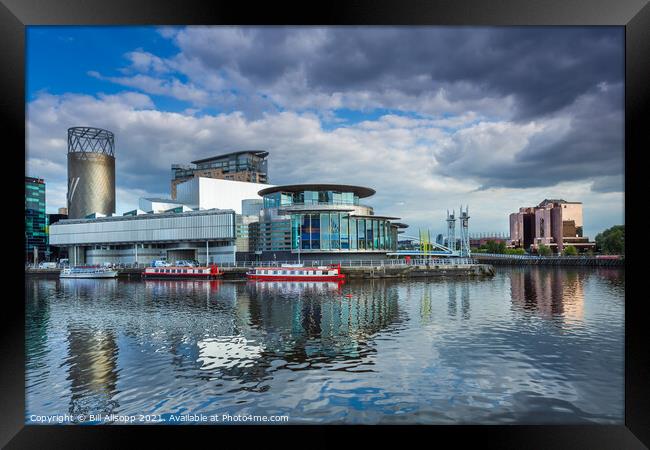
xmin=25 ymin=26 xmax=625 ymax=238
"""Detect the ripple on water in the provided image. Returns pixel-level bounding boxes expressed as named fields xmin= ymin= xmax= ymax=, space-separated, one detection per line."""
xmin=25 ymin=268 xmax=624 ymax=424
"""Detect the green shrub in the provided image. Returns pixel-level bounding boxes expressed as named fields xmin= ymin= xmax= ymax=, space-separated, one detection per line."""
xmin=537 ymin=244 xmax=552 ymax=256
xmin=563 ymin=245 xmax=578 ymax=256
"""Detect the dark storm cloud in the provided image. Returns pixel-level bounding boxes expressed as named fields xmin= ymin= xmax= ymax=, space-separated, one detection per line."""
xmin=435 ymin=82 xmax=624 ymax=190
xmin=174 ymin=26 xmax=623 ymax=120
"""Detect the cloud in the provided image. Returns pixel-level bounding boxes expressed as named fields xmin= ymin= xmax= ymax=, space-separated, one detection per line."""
xmin=26 ymin=26 xmax=625 ymax=236
xmin=431 ymin=83 xmax=624 ymax=191
xmin=145 ymin=26 xmax=623 ymax=121
xmin=26 ymin=88 xmax=623 ymax=237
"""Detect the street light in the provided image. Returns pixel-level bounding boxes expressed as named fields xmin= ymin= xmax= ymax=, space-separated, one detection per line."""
xmin=297 ymin=222 xmax=301 ymax=265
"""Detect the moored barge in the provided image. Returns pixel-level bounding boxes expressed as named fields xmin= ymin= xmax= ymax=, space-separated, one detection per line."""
xmin=142 ymin=265 xmax=222 ymax=279
xmin=246 ymin=263 xmax=345 ymax=281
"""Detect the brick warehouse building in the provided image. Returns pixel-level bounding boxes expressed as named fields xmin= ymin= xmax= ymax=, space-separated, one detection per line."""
xmin=509 ymin=199 xmax=595 ymax=253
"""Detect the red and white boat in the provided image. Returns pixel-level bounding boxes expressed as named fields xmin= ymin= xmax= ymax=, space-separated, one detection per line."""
xmin=142 ymin=265 xmax=222 ymax=279
xmin=246 ymin=263 xmax=345 ymax=281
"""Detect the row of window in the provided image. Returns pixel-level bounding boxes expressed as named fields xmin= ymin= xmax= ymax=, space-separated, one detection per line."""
xmin=291 ymin=213 xmax=396 ymax=251
xmin=255 ymin=269 xmax=335 ymax=275
xmin=151 ymin=268 xmax=209 ymax=274
xmin=263 ymin=190 xmax=360 ymax=209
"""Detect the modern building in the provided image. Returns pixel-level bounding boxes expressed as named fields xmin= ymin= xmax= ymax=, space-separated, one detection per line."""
xmin=171 ymin=150 xmax=269 ymax=199
xmin=46 ymin=211 xmax=69 ymax=261
xmin=254 ymin=184 xmax=405 ymax=261
xmin=509 ymin=199 xmax=595 ymax=253
xmin=138 ymin=197 xmax=187 ymax=214
xmin=49 ymin=208 xmax=237 ymax=265
xmin=175 ymin=177 xmax=271 ymax=214
xmin=67 ymin=127 xmax=116 ymax=219
xmin=25 ymin=177 xmax=47 ymax=262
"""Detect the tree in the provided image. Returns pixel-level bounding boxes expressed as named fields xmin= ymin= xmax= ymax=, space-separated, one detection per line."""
xmin=563 ymin=245 xmax=578 ymax=256
xmin=505 ymin=248 xmax=525 ymax=255
xmin=485 ymin=240 xmax=506 ymax=254
xmin=595 ymin=225 xmax=625 ymax=255
xmin=537 ymin=244 xmax=552 ymax=256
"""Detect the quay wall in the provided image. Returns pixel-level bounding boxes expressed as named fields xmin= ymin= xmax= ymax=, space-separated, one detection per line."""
xmin=26 ymin=264 xmax=495 ymax=279
xmin=473 ymin=255 xmax=624 ymax=266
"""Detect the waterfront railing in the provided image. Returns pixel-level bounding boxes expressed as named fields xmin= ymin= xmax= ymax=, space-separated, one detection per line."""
xmin=26 ymin=258 xmax=480 ymax=270
xmin=217 ymin=258 xmax=478 ymax=268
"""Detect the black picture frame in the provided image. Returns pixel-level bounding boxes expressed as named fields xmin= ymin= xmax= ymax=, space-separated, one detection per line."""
xmin=3 ymin=0 xmax=647 ymax=448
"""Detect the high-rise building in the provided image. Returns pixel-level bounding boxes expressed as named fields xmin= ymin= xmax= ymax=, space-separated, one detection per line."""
xmin=170 ymin=150 xmax=269 ymax=199
xmin=25 ymin=177 xmax=47 ymax=262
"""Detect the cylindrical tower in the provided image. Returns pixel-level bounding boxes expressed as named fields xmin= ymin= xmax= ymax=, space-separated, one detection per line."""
xmin=67 ymin=127 xmax=116 ymax=219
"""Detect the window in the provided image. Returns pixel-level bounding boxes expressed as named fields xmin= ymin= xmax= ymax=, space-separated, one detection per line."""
xmin=320 ymin=213 xmax=330 ymax=250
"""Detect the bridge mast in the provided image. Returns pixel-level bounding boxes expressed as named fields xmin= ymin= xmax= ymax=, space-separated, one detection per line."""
xmin=446 ymin=210 xmax=456 ymax=253
xmin=459 ymin=205 xmax=471 ymax=257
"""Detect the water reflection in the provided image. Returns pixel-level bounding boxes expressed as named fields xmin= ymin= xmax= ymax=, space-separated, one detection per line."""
xmin=446 ymin=282 xmax=471 ymax=320
xmin=60 ymin=278 xmax=118 ymax=297
xmin=243 ymin=280 xmax=402 ymax=369
xmin=510 ymin=268 xmax=589 ymax=321
xmin=25 ymin=268 xmax=624 ymax=424
xmin=66 ymin=327 xmax=119 ymax=419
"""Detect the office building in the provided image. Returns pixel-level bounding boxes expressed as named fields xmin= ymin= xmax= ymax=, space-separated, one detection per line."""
xmin=171 ymin=150 xmax=269 ymax=199
xmin=25 ymin=177 xmax=47 ymax=262
xmin=509 ymin=199 xmax=595 ymax=253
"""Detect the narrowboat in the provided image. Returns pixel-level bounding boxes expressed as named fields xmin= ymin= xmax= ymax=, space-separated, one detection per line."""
xmin=142 ymin=264 xmax=222 ymax=279
xmin=246 ymin=263 xmax=345 ymax=281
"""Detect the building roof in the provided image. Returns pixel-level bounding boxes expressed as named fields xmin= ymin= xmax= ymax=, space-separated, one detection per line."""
xmin=191 ymin=150 xmax=269 ymax=165
xmin=51 ymin=208 xmax=234 ymax=226
xmin=538 ymin=199 xmax=582 ymax=207
xmin=257 ymin=184 xmax=376 ymax=198
xmin=350 ymin=214 xmax=401 ymax=220
xmin=142 ymin=197 xmax=185 ymax=204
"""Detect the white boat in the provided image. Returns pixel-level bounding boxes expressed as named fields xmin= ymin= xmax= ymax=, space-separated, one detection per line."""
xmin=60 ymin=266 xmax=118 ymax=278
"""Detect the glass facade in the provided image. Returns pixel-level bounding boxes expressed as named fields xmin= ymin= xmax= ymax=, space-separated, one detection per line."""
xmin=25 ymin=177 xmax=47 ymax=261
xmin=260 ymin=186 xmax=400 ymax=254
xmin=290 ymin=212 xmax=395 ymax=252
xmin=263 ymin=189 xmax=360 ymax=208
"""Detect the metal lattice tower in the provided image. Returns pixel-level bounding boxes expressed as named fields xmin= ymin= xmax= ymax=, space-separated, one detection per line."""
xmin=459 ymin=205 xmax=471 ymax=257
xmin=446 ymin=210 xmax=456 ymax=252
xmin=67 ymin=127 xmax=116 ymax=219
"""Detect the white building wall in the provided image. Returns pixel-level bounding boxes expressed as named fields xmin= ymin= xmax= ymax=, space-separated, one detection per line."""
xmin=176 ymin=177 xmax=272 ymax=214
xmin=138 ymin=198 xmax=187 ymax=213
xmin=49 ymin=210 xmax=235 ymax=245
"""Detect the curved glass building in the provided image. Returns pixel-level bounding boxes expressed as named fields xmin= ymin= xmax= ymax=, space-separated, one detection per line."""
xmin=256 ymin=184 xmax=406 ymax=260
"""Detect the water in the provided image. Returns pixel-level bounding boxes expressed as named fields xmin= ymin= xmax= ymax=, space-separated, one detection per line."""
xmin=25 ymin=267 xmax=624 ymax=424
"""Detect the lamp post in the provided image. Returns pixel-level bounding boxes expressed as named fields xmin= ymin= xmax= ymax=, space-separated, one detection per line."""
xmin=298 ymin=222 xmax=301 ymax=265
